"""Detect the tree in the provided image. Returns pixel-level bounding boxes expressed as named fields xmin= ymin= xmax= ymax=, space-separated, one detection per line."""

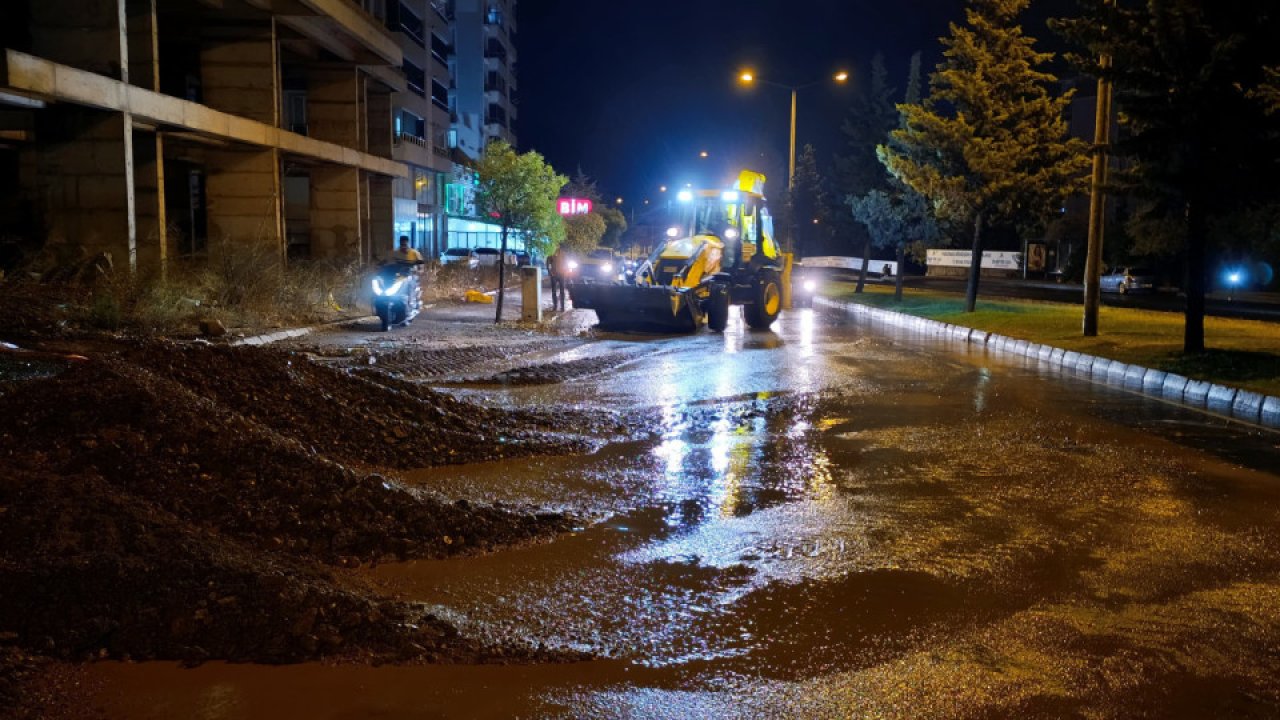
xmin=561 ymin=212 xmax=606 ymax=255
xmin=595 ymin=206 xmax=628 ymax=249
xmin=881 ymin=0 xmax=1089 ymax=312
xmin=475 ymin=141 xmax=567 ymax=323
xmin=563 ymin=167 xmax=602 ymax=203
xmin=785 ymin=144 xmax=832 ymax=257
xmin=836 ymin=52 xmax=901 ymax=292
xmin=850 ymin=187 xmax=942 ymax=301
xmin=1056 ymin=0 xmax=1280 ymax=352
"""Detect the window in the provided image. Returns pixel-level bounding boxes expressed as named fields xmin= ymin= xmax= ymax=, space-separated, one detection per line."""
xmin=398 ymin=109 xmax=425 ymax=139
xmin=403 ymin=59 xmax=426 ymax=98
xmin=396 ymin=2 xmax=425 ymax=46
xmin=431 ymin=79 xmax=449 ymax=111
xmin=431 ymin=33 xmax=450 ymax=64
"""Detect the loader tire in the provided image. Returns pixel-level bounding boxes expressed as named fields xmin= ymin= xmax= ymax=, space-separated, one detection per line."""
xmin=707 ymin=284 xmax=730 ymax=332
xmin=744 ymin=272 xmax=782 ymax=330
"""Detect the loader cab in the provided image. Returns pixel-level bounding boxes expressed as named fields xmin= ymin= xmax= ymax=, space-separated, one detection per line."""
xmin=673 ymin=190 xmax=778 ymax=275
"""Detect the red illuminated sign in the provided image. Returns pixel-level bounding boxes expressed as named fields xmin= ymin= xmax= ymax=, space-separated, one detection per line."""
xmin=557 ymin=198 xmax=593 ymax=216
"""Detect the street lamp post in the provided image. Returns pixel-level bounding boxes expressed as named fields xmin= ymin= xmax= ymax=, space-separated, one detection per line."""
xmin=739 ymin=70 xmax=848 ymax=190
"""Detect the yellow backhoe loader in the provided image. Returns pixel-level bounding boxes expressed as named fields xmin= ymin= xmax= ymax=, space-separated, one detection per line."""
xmin=569 ymin=170 xmax=788 ymax=332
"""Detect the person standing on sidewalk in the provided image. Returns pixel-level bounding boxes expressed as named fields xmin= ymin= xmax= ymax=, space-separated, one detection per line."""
xmin=547 ymin=248 xmax=568 ymax=311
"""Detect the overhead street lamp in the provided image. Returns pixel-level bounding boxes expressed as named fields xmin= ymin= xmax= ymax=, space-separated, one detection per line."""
xmin=738 ymin=68 xmax=849 ymax=190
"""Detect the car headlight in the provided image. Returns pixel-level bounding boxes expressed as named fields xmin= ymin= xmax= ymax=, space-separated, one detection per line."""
xmin=568 ymin=260 xmax=579 ymax=271
xmin=601 ymin=263 xmax=613 ymax=274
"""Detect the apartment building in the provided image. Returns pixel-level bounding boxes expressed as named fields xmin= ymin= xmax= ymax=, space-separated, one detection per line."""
xmin=0 ymin=0 xmax=419 ymax=273
xmin=0 ymin=0 xmax=522 ymax=271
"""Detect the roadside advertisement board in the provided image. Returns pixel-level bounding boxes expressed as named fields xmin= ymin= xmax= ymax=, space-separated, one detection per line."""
xmin=927 ymin=249 xmax=1023 ymax=271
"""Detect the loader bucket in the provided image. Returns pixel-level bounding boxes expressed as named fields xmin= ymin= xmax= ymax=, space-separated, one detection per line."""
xmin=569 ymin=283 xmax=699 ymax=333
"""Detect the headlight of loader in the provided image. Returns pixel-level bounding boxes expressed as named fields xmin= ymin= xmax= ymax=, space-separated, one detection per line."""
xmin=803 ymin=279 xmax=817 ymax=292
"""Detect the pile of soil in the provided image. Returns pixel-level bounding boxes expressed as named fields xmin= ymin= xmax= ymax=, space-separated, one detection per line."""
xmin=0 ymin=342 xmax=593 ymax=668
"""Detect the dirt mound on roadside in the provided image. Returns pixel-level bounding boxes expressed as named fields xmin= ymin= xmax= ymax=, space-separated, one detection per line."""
xmin=0 ymin=470 xmax=572 ymax=666
xmin=0 ymin=342 xmax=596 ymax=667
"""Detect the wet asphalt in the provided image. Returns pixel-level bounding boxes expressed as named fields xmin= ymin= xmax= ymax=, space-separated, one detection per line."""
xmin=88 ymin=305 xmax=1280 ymax=719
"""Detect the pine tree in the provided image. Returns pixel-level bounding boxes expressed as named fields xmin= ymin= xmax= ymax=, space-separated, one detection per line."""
xmin=1056 ymin=0 xmax=1280 ymax=352
xmin=836 ymin=53 xmax=901 ymax=291
xmin=786 ymin=144 xmax=830 ymax=258
xmin=881 ymin=0 xmax=1089 ymax=312
xmin=851 ymin=52 xmax=943 ymax=301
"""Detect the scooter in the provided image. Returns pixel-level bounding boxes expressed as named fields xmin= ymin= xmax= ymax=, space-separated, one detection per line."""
xmin=371 ymin=261 xmax=423 ymax=332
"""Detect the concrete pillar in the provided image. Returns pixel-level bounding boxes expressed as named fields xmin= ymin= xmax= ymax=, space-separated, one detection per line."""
xmin=205 ymin=147 xmax=283 ymax=261
xmin=310 ymin=166 xmax=362 ymax=261
xmin=22 ymin=107 xmax=135 ymax=267
xmin=308 ymin=69 xmax=360 ymax=149
xmin=369 ymin=174 xmax=394 ymax=261
xmin=133 ymin=131 xmax=167 ymax=274
xmin=366 ymin=91 xmax=393 ymax=158
xmin=200 ymin=24 xmax=279 ymax=126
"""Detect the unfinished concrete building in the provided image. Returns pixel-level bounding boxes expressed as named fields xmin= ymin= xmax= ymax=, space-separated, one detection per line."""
xmin=0 ymin=0 xmax=413 ymax=274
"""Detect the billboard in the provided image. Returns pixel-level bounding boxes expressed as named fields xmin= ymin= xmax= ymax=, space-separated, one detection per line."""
xmin=927 ymin=249 xmax=1023 ymax=270
xmin=557 ymin=198 xmax=594 ymax=216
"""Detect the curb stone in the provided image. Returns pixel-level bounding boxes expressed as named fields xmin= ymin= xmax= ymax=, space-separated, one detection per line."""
xmin=814 ymin=296 xmax=1280 ymax=429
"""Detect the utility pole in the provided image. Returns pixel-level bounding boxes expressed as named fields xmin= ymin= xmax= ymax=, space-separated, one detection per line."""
xmin=1083 ymin=0 xmax=1115 ymax=337
xmin=788 ymin=88 xmax=798 ymax=191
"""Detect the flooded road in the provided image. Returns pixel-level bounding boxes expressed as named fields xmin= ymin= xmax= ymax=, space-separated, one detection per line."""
xmin=88 ymin=308 xmax=1280 ymax=718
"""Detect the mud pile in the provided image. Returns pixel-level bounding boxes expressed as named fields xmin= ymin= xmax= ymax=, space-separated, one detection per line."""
xmin=0 ymin=343 xmax=588 ymax=666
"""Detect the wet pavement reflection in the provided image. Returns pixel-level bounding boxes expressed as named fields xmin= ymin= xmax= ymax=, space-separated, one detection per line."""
xmin=89 ymin=308 xmax=1280 ymax=719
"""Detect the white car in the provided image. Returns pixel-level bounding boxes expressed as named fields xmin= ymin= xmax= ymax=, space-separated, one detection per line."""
xmin=441 ymin=247 xmax=478 ymax=268
xmin=1100 ymin=267 xmax=1158 ymax=294
xmin=473 ymin=248 xmax=502 ymax=267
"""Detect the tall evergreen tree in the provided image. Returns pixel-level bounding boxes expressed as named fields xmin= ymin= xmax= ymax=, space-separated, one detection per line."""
xmin=1056 ymin=0 xmax=1280 ymax=352
xmin=786 ymin=144 xmax=831 ymax=258
xmin=881 ymin=0 xmax=1089 ymax=312
xmin=836 ymin=53 xmax=901 ymax=292
xmin=852 ymin=52 xmax=942 ymax=302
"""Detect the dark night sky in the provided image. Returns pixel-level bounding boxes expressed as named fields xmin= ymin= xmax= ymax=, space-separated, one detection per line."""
xmin=517 ymin=1 xmax=1075 ymax=209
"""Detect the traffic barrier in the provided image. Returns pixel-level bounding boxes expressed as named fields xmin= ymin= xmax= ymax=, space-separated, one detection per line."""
xmin=1091 ymin=357 xmax=1113 ymax=378
xmin=1124 ymin=365 xmax=1147 ymax=388
xmin=1161 ymin=373 xmax=1189 ymax=400
xmin=1183 ymin=379 xmax=1213 ymax=406
xmin=1107 ymin=361 xmax=1130 ymax=386
xmin=1232 ymin=390 xmax=1266 ymax=423
xmin=1207 ymin=384 xmax=1239 ymax=413
xmin=1262 ymin=396 xmax=1280 ymax=427
xmin=1143 ymin=369 xmax=1168 ymax=393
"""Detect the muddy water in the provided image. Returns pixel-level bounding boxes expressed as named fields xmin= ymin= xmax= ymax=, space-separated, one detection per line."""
xmin=88 ymin=309 xmax=1280 ymax=719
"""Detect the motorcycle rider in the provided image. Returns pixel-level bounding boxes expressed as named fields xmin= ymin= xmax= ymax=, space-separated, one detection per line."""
xmin=392 ymin=236 xmax=424 ymax=264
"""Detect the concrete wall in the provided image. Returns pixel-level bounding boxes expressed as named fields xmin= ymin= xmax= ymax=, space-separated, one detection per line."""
xmin=200 ymin=24 xmax=279 ymax=126
xmin=310 ymin=165 xmax=361 ymax=261
xmin=21 ymin=107 xmax=134 ymax=264
xmin=205 ymin=147 xmax=283 ymax=260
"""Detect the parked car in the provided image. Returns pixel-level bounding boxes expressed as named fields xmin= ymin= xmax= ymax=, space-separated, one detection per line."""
xmin=1100 ymin=266 xmax=1158 ymax=294
xmin=441 ymin=247 xmax=478 ymax=268
xmin=575 ymin=248 xmax=619 ymax=283
xmin=473 ymin=247 xmax=502 ymax=267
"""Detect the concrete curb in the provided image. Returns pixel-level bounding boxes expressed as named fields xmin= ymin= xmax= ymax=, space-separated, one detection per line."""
xmin=232 ymin=315 xmax=377 ymax=347
xmin=814 ymin=296 xmax=1280 ymax=429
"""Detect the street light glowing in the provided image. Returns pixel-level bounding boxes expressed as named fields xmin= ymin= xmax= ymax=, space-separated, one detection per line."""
xmin=677 ymin=190 xmax=694 ymax=203
xmin=699 ymin=150 xmax=709 ymax=158
xmin=835 ymin=71 xmax=849 ymax=83
xmin=616 ymin=197 xmax=623 ymax=205
xmin=739 ymin=71 xmax=755 ymax=84
xmin=659 ymin=185 xmax=667 ymax=193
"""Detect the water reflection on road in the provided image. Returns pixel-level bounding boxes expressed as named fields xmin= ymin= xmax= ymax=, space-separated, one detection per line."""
xmin=89 ymin=308 xmax=1280 ymax=719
